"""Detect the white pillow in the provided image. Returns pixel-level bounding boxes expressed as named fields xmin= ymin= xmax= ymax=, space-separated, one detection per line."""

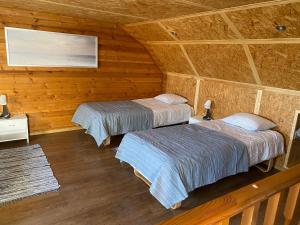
xmin=222 ymin=113 xmax=276 ymax=131
xmin=154 ymin=93 xmax=188 ymax=105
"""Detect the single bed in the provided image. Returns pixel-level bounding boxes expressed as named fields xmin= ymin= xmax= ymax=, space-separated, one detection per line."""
xmin=115 ymin=119 xmax=284 ymax=209
xmin=72 ymin=97 xmax=193 ymax=146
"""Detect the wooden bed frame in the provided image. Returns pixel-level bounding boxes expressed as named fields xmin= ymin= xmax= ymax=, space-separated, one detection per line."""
xmin=133 ymin=169 xmax=182 ymax=210
xmin=103 ymin=136 xmax=111 ymax=146
xmin=132 ymin=159 xmax=274 ymax=210
xmin=255 ymin=158 xmax=274 ymax=173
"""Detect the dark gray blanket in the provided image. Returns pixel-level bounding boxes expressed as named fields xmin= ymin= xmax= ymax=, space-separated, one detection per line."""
xmin=72 ymin=101 xmax=153 ymax=146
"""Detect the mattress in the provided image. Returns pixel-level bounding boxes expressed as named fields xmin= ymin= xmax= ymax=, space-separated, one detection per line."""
xmin=195 ymin=120 xmax=285 ymax=166
xmin=133 ymin=98 xmax=193 ymax=127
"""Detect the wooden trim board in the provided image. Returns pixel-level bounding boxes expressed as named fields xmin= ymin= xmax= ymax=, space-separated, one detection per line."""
xmin=166 ymin=72 xmax=300 ymax=96
xmin=284 ymin=110 xmax=300 ymax=169
xmin=218 ymin=12 xmax=262 ymax=85
xmin=193 ymin=79 xmax=201 ymax=114
xmin=157 ymin=22 xmax=179 ymax=41
xmin=243 ymin=45 xmax=262 ymax=85
xmin=144 ymin=39 xmax=300 ymax=45
xmin=179 ymin=45 xmax=200 ymax=77
xmin=219 ymin=12 xmax=243 ymax=39
xmin=254 ymin=90 xmax=263 ymax=114
xmin=30 ymin=126 xmax=83 ymax=136
xmin=37 ymin=0 xmax=148 ymax=20
xmin=167 ymin=72 xmax=199 ymax=79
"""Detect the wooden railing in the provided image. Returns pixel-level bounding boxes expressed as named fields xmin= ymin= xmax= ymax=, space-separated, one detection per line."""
xmin=159 ymin=164 xmax=300 ymax=225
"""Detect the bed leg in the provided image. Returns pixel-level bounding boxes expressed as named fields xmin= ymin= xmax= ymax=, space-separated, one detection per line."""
xmin=256 ymin=158 xmax=274 ymax=173
xmin=134 ymin=169 xmax=182 ymax=210
xmin=103 ymin=136 xmax=111 ymax=146
xmin=134 ymin=169 xmax=151 ymax=186
xmin=171 ymin=202 xmax=182 ymax=210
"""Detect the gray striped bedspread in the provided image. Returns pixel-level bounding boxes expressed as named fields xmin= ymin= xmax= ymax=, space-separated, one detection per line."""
xmin=116 ymin=124 xmax=249 ymax=209
xmin=72 ymin=101 xmax=153 ymax=146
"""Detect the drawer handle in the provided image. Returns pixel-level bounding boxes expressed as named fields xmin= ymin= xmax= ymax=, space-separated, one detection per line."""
xmin=8 ymin=124 xmax=16 ymax=127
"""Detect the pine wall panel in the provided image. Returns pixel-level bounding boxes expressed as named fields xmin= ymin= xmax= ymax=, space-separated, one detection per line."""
xmin=0 ymin=7 xmax=163 ymax=133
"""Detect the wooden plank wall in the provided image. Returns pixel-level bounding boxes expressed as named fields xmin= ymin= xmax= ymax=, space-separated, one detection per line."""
xmin=0 ymin=7 xmax=163 ymax=134
xmin=123 ymin=0 xmax=300 ymax=169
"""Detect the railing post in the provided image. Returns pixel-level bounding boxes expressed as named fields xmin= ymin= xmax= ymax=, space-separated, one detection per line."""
xmin=241 ymin=202 xmax=260 ymax=225
xmin=284 ymin=183 xmax=300 ymax=225
xmin=157 ymin=164 xmax=300 ymax=225
xmin=263 ymin=192 xmax=281 ymax=225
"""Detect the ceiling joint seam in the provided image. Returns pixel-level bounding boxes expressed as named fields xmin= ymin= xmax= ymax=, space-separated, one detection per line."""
xmin=179 ymin=45 xmax=201 ymax=77
xmin=37 ymin=0 xmax=149 ymax=20
xmin=157 ymin=22 xmax=179 ymax=41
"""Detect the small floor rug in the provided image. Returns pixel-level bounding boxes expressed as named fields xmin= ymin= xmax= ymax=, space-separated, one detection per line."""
xmin=0 ymin=144 xmax=60 ymax=205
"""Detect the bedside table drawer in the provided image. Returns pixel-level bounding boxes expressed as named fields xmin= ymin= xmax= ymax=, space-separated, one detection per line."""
xmin=0 ymin=119 xmax=27 ymax=131
xmin=0 ymin=114 xmax=29 ymax=144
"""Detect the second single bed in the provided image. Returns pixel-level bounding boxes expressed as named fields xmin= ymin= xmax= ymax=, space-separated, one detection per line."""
xmin=72 ymin=94 xmax=193 ymax=146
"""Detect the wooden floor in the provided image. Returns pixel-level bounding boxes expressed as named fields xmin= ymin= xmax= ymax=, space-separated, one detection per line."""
xmin=0 ymin=130 xmax=290 ymax=225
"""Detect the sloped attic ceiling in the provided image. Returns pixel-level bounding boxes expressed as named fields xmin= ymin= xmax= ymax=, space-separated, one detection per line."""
xmin=0 ymin=0 xmax=272 ymax=24
xmin=1 ymin=0 xmax=299 ymax=91
xmin=124 ymin=0 xmax=300 ymax=91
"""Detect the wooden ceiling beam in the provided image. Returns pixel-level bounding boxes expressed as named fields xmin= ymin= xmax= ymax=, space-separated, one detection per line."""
xmin=179 ymin=44 xmax=200 ymax=77
xmin=219 ymin=12 xmax=262 ymax=85
xmin=157 ymin=20 xmax=201 ymax=77
xmin=177 ymin=0 xmax=215 ymax=10
xmin=242 ymin=44 xmax=262 ymax=85
xmin=144 ymin=38 xmax=300 ymax=45
xmin=166 ymin=72 xmax=300 ymax=96
xmin=36 ymin=0 xmax=149 ymax=20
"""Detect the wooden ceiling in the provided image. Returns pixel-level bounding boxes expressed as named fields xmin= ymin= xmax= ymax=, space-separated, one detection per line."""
xmin=0 ymin=0 xmax=299 ymax=91
xmin=0 ymin=0 xmax=272 ymax=25
xmin=125 ymin=0 xmax=300 ymax=91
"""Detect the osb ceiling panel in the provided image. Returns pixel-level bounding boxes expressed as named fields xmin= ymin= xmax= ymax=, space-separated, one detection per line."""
xmin=198 ymin=79 xmax=257 ymax=118
xmin=148 ymin=44 xmax=195 ymax=75
xmin=186 ymin=0 xmax=269 ymax=9
xmin=161 ymin=14 xmax=238 ymax=40
xmin=0 ymin=0 xmax=211 ymax=23
xmin=185 ymin=44 xmax=255 ymax=83
xmin=249 ymin=44 xmax=300 ymax=90
xmin=124 ymin=23 xmax=174 ymax=42
xmin=0 ymin=0 xmax=144 ymax=24
xmin=48 ymin=0 xmax=211 ymax=19
xmin=227 ymin=3 xmax=300 ymax=39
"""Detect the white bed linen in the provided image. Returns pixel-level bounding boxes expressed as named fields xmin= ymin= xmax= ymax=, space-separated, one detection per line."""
xmin=133 ymin=98 xmax=193 ymax=128
xmin=196 ymin=120 xmax=284 ymax=166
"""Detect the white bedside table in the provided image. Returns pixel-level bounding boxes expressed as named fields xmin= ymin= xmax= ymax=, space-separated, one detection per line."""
xmin=189 ymin=115 xmax=204 ymax=124
xmin=189 ymin=115 xmax=213 ymax=124
xmin=0 ymin=114 xmax=29 ymax=143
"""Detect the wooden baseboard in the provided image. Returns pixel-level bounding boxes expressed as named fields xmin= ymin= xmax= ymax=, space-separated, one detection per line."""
xmin=30 ymin=126 xmax=83 ymax=136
